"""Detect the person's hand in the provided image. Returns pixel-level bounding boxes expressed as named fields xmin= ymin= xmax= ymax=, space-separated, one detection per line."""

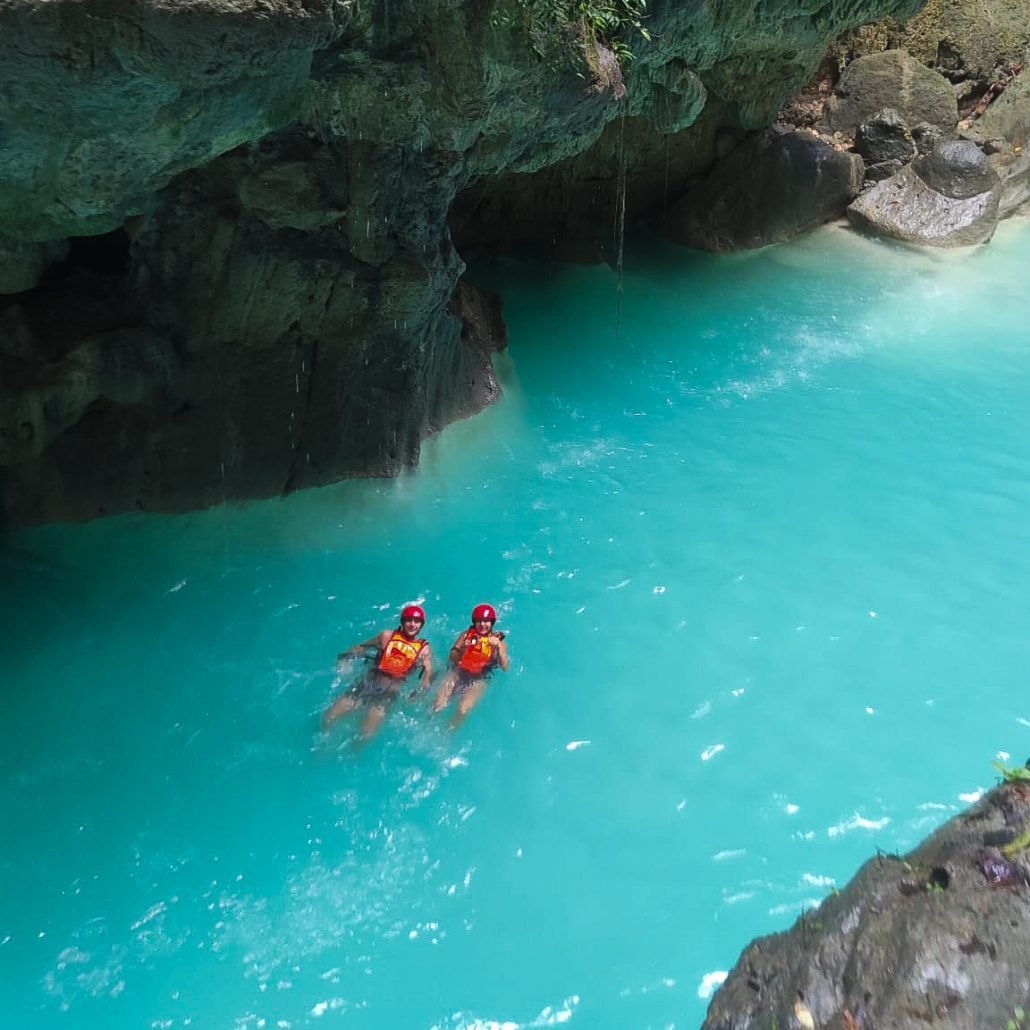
xmin=488 ymin=632 xmax=505 ymax=645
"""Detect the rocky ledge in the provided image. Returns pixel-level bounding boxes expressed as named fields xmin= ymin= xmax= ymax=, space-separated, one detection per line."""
xmin=704 ymin=774 xmax=1030 ymax=1030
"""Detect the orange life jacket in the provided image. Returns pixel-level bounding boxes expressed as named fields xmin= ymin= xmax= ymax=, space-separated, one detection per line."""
xmin=457 ymin=629 xmax=495 ymax=675
xmin=377 ymin=630 xmax=426 ymax=678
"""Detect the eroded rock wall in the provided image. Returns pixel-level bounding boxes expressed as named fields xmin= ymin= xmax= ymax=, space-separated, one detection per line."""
xmin=0 ymin=0 xmax=924 ymax=525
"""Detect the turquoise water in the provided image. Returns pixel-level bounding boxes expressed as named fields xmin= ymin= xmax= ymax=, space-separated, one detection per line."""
xmin=5 ymin=219 xmax=1030 ymax=1028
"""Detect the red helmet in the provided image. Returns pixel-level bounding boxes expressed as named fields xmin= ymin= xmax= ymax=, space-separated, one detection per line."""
xmin=471 ymin=603 xmax=497 ymax=623
xmin=401 ymin=604 xmax=425 ymax=624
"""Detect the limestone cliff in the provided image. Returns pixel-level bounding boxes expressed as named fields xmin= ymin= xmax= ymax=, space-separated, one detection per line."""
xmin=704 ymin=779 xmax=1030 ymax=1030
xmin=0 ymin=0 xmax=924 ymax=524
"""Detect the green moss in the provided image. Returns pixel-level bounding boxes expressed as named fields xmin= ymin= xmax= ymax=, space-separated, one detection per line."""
xmin=1001 ymin=828 xmax=1030 ymax=860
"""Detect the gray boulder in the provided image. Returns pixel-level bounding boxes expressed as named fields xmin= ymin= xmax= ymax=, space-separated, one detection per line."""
xmin=704 ymin=782 xmax=1030 ymax=1030
xmin=863 ymin=158 xmax=906 ymax=184
xmin=914 ymin=139 xmax=1001 ymax=198
xmin=990 ymin=148 xmax=1030 ymax=217
xmin=847 ymin=140 xmax=1001 ymax=246
xmin=823 ymin=50 xmax=958 ymax=136
xmin=855 ymin=107 xmax=917 ymax=165
xmin=662 ymin=129 xmax=864 ymax=251
xmin=912 ymin=121 xmax=946 ymax=156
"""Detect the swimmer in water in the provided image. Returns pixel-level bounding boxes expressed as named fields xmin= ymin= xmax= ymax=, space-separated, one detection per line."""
xmin=431 ymin=603 xmax=509 ymax=729
xmin=323 ymin=605 xmax=433 ymax=741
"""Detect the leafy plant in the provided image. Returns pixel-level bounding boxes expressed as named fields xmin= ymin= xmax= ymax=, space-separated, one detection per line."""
xmin=993 ymin=760 xmax=1030 ymax=783
xmin=1001 ymin=828 xmax=1030 ymax=860
xmin=1005 ymin=1003 xmax=1026 ymax=1030
xmin=491 ymin=0 xmax=652 ymax=68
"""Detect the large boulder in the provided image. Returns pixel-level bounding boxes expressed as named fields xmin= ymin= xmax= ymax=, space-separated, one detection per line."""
xmin=662 ymin=129 xmax=864 ymax=251
xmin=990 ymin=148 xmax=1030 ymax=216
xmin=704 ymin=780 xmax=1030 ymax=1030
xmin=855 ymin=107 xmax=918 ymax=164
xmin=972 ymin=72 xmax=1030 ymax=146
xmin=823 ymin=49 xmax=959 ymax=135
xmin=847 ymin=139 xmax=1001 ymax=245
xmin=916 ymin=138 xmax=1002 ymax=197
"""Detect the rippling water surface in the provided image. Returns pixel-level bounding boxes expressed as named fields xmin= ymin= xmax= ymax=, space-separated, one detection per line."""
xmin=5 ymin=220 xmax=1030 ymax=1028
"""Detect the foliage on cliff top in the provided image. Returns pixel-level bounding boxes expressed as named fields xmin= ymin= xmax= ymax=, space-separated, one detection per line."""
xmin=490 ymin=0 xmax=651 ymax=67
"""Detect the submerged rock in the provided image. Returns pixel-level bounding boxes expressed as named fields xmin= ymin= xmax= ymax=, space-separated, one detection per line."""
xmin=703 ymin=782 xmax=1030 ymax=1030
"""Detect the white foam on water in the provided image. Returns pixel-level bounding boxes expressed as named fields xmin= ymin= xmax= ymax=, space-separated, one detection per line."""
xmin=697 ymin=971 xmax=727 ymax=999
xmin=827 ymin=814 xmax=890 ymax=837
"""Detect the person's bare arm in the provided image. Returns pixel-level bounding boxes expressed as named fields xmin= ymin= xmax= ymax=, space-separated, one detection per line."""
xmin=490 ymin=634 xmax=510 ymax=671
xmin=338 ymin=629 xmax=389 ymax=665
xmin=420 ymin=645 xmax=434 ymax=686
xmin=408 ymin=646 xmax=434 ymax=699
xmin=448 ymin=631 xmax=468 ymax=667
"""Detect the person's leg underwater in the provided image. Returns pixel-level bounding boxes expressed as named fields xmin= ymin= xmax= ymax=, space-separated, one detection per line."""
xmin=450 ymin=677 xmax=487 ymax=730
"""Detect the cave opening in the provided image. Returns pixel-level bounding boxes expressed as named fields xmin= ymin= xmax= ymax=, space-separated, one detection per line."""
xmin=45 ymin=227 xmax=132 ymax=285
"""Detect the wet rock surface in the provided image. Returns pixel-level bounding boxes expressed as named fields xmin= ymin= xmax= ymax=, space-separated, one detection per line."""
xmin=704 ymin=781 xmax=1030 ymax=1030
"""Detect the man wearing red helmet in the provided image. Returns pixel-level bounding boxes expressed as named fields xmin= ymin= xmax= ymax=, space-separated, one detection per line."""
xmin=431 ymin=603 xmax=509 ymax=728
xmin=323 ymin=604 xmax=433 ymax=740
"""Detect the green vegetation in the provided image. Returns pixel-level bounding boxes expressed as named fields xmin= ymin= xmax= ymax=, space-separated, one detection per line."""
xmin=1001 ymin=828 xmax=1030 ymax=860
xmin=1005 ymin=1003 xmax=1026 ymax=1030
xmin=993 ymin=760 xmax=1030 ymax=784
xmin=490 ymin=0 xmax=652 ymax=67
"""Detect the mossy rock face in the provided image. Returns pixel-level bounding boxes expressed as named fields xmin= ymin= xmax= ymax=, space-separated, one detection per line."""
xmin=823 ymin=50 xmax=958 ymax=134
xmin=974 ymin=73 xmax=1030 ymax=144
xmin=898 ymin=0 xmax=1030 ymax=78
xmin=0 ymin=0 xmax=342 ymax=242
xmin=836 ymin=0 xmax=1030 ymax=80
